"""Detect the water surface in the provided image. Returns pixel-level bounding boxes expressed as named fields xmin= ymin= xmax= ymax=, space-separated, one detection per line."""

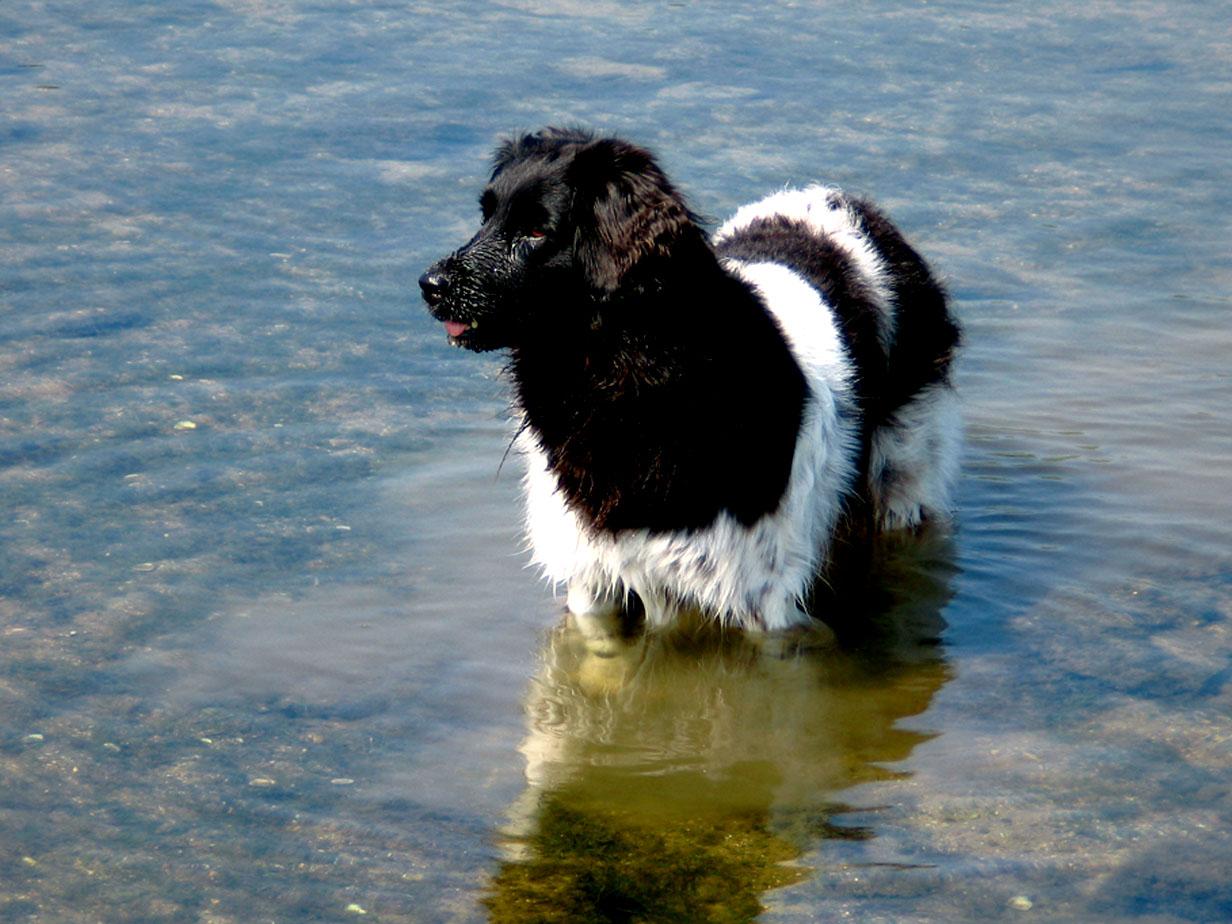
xmin=2 ymin=1 xmax=1230 ymax=921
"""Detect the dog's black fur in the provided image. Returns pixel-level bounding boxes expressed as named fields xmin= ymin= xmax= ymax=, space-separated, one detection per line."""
xmin=421 ymin=128 xmax=809 ymax=533
xmin=420 ymin=128 xmax=959 ymax=538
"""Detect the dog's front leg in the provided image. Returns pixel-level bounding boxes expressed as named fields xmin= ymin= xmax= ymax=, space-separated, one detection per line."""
xmin=565 ymin=580 xmax=626 ymax=654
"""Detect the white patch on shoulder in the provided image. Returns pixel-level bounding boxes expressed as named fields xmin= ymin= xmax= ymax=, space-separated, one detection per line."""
xmin=715 ymin=185 xmax=897 ymax=351
xmin=519 ymin=259 xmax=859 ymax=632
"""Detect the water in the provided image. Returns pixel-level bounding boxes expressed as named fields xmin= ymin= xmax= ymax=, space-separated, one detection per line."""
xmin=2 ymin=1 xmax=1229 ymax=920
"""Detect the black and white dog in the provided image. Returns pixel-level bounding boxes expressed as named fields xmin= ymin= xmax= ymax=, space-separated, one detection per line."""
xmin=420 ymin=128 xmax=961 ymax=632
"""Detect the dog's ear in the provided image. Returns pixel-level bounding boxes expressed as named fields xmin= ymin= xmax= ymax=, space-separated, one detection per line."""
xmin=566 ymin=138 xmax=702 ymax=294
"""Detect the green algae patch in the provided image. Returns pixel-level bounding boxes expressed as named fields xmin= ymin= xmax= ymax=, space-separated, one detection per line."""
xmin=486 ymin=799 xmax=807 ymax=923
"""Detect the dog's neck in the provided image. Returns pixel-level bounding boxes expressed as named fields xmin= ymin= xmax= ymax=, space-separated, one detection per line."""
xmin=509 ymin=250 xmax=739 ymax=413
xmin=508 ymin=253 xmax=808 ymax=535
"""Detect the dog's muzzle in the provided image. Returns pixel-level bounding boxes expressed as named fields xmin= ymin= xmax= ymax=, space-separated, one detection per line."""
xmin=419 ymin=261 xmax=489 ymax=348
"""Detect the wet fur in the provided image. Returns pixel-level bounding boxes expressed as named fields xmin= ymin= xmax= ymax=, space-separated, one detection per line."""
xmin=421 ymin=127 xmax=960 ymax=630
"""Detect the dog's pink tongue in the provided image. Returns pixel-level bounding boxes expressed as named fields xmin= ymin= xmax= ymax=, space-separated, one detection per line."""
xmin=443 ymin=320 xmax=468 ymax=338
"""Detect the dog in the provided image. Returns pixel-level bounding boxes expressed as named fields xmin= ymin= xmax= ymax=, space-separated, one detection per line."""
xmin=420 ymin=127 xmax=961 ymax=632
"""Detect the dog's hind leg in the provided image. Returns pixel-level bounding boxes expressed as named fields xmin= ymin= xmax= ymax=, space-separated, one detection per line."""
xmin=868 ymin=383 xmax=962 ymax=530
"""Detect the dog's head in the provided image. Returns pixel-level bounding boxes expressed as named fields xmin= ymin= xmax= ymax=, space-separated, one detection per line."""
xmin=420 ymin=127 xmax=703 ymax=351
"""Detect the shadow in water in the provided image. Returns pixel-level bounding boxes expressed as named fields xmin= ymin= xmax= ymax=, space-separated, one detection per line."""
xmin=485 ymin=528 xmax=957 ymax=922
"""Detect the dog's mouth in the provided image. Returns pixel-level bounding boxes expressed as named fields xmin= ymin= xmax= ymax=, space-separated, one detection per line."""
xmin=438 ymin=316 xmax=496 ymax=351
xmin=442 ymin=318 xmax=477 ymax=348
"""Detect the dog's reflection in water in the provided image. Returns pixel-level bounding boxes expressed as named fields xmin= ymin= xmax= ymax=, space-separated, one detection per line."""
xmin=485 ymin=530 xmax=957 ymax=923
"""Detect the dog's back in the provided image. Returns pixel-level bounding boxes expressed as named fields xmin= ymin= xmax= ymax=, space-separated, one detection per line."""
xmin=715 ymin=185 xmax=961 ymax=533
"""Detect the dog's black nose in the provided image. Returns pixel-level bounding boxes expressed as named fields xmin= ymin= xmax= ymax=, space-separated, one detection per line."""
xmin=419 ymin=271 xmax=451 ymax=305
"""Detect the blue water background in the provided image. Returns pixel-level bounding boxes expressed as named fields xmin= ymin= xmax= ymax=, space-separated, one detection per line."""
xmin=2 ymin=1 xmax=1230 ymax=920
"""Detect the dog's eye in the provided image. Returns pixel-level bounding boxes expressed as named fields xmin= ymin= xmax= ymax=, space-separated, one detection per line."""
xmin=516 ymin=227 xmax=548 ymax=246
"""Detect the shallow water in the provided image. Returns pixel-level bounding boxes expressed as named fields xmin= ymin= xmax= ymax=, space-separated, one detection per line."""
xmin=2 ymin=1 xmax=1230 ymax=921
